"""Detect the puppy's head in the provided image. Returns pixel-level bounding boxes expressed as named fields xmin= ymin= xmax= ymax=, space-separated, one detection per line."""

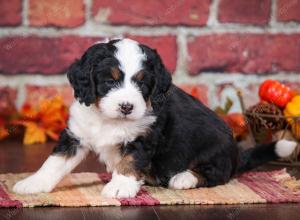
xmin=67 ymin=38 xmax=172 ymax=120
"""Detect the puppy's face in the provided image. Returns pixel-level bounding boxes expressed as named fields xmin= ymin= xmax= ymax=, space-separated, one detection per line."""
xmin=97 ymin=39 xmax=154 ymax=120
xmin=68 ymin=38 xmax=171 ymax=120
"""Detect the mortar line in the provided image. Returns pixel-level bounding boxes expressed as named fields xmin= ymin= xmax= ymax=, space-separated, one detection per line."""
xmin=207 ymin=0 xmax=220 ymax=27
xmin=173 ymin=31 xmax=188 ymax=76
xmin=270 ymin=0 xmax=278 ymax=26
xmin=1 ymin=72 xmax=300 ymax=86
xmin=22 ymin=0 xmax=29 ymax=26
xmin=1 ymin=24 xmax=300 ymax=38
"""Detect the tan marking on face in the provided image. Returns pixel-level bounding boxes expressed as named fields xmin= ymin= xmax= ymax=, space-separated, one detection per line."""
xmin=146 ymin=99 xmax=152 ymax=109
xmin=111 ymin=67 xmax=121 ymax=80
xmin=132 ymin=70 xmax=144 ymax=81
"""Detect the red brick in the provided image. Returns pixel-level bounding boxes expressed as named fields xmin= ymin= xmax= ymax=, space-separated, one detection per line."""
xmin=218 ymin=0 xmax=271 ymax=25
xmin=25 ymin=85 xmax=73 ymax=106
xmin=0 ymin=36 xmax=100 ymax=74
xmin=0 ymin=36 xmax=176 ymax=74
xmin=128 ymin=36 xmax=177 ymax=72
xmin=0 ymin=87 xmax=17 ymax=116
xmin=0 ymin=0 xmax=22 ymax=26
xmin=92 ymin=0 xmax=210 ymax=26
xmin=29 ymin=0 xmax=85 ymax=28
xmin=277 ymin=0 xmax=300 ymax=22
xmin=178 ymin=84 xmax=209 ymax=106
xmin=187 ymin=34 xmax=300 ymax=75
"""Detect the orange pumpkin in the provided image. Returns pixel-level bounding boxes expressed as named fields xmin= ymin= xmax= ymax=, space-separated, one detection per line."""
xmin=284 ymin=95 xmax=300 ymax=140
xmin=259 ymin=80 xmax=293 ymax=108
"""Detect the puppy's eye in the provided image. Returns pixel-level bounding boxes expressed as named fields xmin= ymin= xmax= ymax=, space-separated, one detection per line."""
xmin=104 ymin=79 xmax=116 ymax=86
xmin=133 ymin=71 xmax=145 ymax=87
xmin=136 ymin=80 xmax=144 ymax=87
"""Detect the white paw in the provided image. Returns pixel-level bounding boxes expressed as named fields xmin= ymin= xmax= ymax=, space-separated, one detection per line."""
xmin=13 ymin=173 xmax=55 ymax=194
xmin=168 ymin=171 xmax=198 ymax=190
xmin=101 ymin=172 xmax=142 ymax=198
xmin=275 ymin=140 xmax=297 ymax=158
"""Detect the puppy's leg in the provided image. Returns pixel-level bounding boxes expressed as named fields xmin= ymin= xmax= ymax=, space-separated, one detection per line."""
xmin=101 ymin=155 xmax=144 ymax=198
xmin=13 ymin=129 xmax=87 ymax=194
xmin=168 ymin=170 xmax=207 ymax=190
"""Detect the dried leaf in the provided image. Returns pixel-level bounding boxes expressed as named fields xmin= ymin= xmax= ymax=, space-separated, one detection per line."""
xmin=0 ymin=118 xmax=9 ymax=140
xmin=224 ymin=98 xmax=233 ymax=114
xmin=23 ymin=122 xmax=47 ymax=145
xmin=12 ymin=96 xmax=68 ymax=145
xmin=214 ymin=97 xmax=234 ymax=115
xmin=0 ymin=126 xmax=9 ymax=140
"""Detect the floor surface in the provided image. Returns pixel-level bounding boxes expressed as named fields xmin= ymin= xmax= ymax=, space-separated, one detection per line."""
xmin=0 ymin=140 xmax=300 ymax=220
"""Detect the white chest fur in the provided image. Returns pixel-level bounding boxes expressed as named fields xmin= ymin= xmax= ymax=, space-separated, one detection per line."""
xmin=68 ymin=101 xmax=156 ymax=171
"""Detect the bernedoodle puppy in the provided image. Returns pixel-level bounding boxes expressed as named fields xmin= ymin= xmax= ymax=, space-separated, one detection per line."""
xmin=13 ymin=38 xmax=297 ymax=198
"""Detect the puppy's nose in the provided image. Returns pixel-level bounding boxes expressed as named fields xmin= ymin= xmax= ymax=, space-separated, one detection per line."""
xmin=119 ymin=102 xmax=134 ymax=115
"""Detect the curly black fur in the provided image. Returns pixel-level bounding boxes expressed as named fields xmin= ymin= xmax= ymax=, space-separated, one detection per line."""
xmin=67 ymin=40 xmax=120 ymax=106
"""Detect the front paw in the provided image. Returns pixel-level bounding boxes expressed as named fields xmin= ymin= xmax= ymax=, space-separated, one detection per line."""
xmin=101 ymin=172 xmax=142 ymax=198
xmin=13 ymin=173 xmax=55 ymax=194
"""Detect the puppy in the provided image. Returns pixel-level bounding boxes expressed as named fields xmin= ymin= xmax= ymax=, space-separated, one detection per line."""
xmin=13 ymin=38 xmax=297 ymax=198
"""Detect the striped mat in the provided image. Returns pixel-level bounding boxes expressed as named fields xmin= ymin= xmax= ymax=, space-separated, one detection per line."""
xmin=1 ymin=169 xmax=300 ymax=207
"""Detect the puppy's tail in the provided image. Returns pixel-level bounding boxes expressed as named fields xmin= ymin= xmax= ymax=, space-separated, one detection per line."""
xmin=237 ymin=140 xmax=297 ymax=173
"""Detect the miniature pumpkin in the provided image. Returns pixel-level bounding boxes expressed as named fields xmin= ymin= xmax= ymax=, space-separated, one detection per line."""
xmin=259 ymin=80 xmax=293 ymax=108
xmin=284 ymin=95 xmax=300 ymax=140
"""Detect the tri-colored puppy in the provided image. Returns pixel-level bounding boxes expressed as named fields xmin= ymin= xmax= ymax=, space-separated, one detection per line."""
xmin=13 ymin=38 xmax=297 ymax=198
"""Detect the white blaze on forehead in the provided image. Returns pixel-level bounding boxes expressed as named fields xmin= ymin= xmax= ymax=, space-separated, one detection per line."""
xmin=114 ymin=39 xmax=146 ymax=80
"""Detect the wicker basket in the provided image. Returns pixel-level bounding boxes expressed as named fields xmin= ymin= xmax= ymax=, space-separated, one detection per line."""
xmin=237 ymin=90 xmax=300 ymax=164
xmin=244 ymin=112 xmax=300 ymax=141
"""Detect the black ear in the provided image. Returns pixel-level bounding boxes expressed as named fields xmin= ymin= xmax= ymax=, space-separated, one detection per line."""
xmin=67 ymin=42 xmax=119 ymax=106
xmin=67 ymin=59 xmax=96 ymax=106
xmin=149 ymin=49 xmax=172 ymax=111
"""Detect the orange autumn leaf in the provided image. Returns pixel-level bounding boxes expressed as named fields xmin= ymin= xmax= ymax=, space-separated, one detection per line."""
xmin=13 ymin=96 xmax=68 ymax=145
xmin=179 ymin=85 xmax=208 ymax=105
xmin=0 ymin=127 xmax=9 ymax=140
xmin=0 ymin=118 xmax=9 ymax=140
xmin=39 ymin=97 xmax=68 ymax=130
xmin=20 ymin=103 xmax=39 ymax=120
xmin=190 ymin=87 xmax=199 ymax=98
xmin=45 ymin=129 xmax=60 ymax=141
xmin=22 ymin=122 xmax=47 ymax=145
xmin=221 ymin=113 xmax=248 ymax=139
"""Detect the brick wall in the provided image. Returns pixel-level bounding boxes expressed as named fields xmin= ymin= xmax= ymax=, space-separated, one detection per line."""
xmin=0 ymin=0 xmax=300 ymax=111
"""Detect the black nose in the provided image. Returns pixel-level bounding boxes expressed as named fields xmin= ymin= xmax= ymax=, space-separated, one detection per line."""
xmin=119 ymin=103 xmax=134 ymax=115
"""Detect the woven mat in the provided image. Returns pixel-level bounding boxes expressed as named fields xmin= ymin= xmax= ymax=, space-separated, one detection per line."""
xmin=1 ymin=169 xmax=300 ymax=207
